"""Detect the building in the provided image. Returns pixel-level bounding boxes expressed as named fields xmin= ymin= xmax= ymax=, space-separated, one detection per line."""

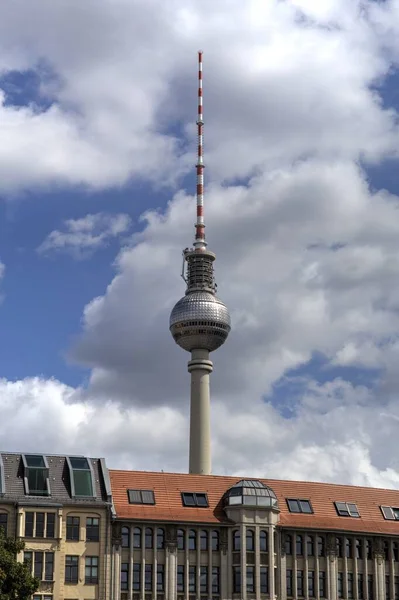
xmin=0 ymin=452 xmax=113 ymax=600
xmin=109 ymin=469 xmax=399 ymax=600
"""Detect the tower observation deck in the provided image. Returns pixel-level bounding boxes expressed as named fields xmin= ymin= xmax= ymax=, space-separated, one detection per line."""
xmin=169 ymin=52 xmax=231 ymax=475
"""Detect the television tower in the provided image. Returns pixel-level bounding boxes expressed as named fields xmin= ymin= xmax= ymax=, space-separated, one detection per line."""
xmin=169 ymin=51 xmax=231 ymax=475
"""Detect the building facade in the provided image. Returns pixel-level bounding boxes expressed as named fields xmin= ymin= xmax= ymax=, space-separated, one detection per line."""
xmin=0 ymin=452 xmax=113 ymax=600
xmin=109 ymin=470 xmax=399 ymax=600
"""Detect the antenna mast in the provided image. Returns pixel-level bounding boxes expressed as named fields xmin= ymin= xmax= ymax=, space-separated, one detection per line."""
xmin=194 ymin=50 xmax=206 ymax=250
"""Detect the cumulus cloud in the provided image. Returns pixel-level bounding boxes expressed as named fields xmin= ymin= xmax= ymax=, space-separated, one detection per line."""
xmin=37 ymin=212 xmax=131 ymax=259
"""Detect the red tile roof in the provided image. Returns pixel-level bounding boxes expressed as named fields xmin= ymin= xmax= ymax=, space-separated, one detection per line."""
xmin=110 ymin=470 xmax=399 ymax=536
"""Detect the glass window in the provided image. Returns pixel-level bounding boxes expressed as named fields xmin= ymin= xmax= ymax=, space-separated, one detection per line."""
xmin=297 ymin=570 xmax=304 ymax=597
xmin=336 ymin=537 xmax=343 ymax=558
xmin=46 ymin=513 xmax=55 ymax=538
xmin=66 ymin=516 xmax=80 ymax=541
xmin=384 ymin=541 xmax=390 ymax=561
xmin=358 ymin=574 xmax=364 ymax=600
xmin=394 ymin=542 xmax=399 ymax=562
xmin=247 ymin=566 xmax=255 ymax=593
xmin=233 ymin=530 xmax=241 ymax=551
xmin=35 ymin=513 xmax=45 ymax=538
xmin=368 ymin=574 xmax=374 ymax=600
xmin=65 ymin=555 xmax=79 ymax=584
xmin=188 ymin=529 xmax=196 ymax=551
xmin=211 ymin=530 xmax=219 ymax=551
xmin=177 ymin=565 xmax=184 ymax=593
xmin=177 ymin=528 xmax=185 ymax=550
xmin=127 ymin=489 xmax=155 ymax=505
xmin=246 ymin=529 xmax=254 ymax=551
xmin=181 ymin=492 xmax=209 ymax=507
xmin=306 ymin=535 xmax=314 ymax=556
xmin=68 ymin=457 xmax=93 ymax=497
xmin=200 ymin=530 xmax=208 ymax=551
xmin=121 ymin=526 xmax=130 ymax=548
xmin=296 ymin=534 xmax=303 ymax=556
xmin=24 ymin=455 xmax=49 ymax=496
xmin=189 ymin=566 xmax=196 ymax=593
xmin=317 ymin=535 xmax=325 ymax=557
xmin=394 ymin=575 xmax=399 ymax=600
xmin=285 ymin=534 xmax=292 ymax=555
xmin=286 ymin=569 xmax=293 ymax=597
xmin=286 ymin=498 xmax=313 ymax=513
xmin=24 ymin=551 xmax=33 ymax=568
xmin=260 ymin=529 xmax=268 ymax=552
xmin=85 ymin=556 xmax=98 ymax=585
xmin=157 ymin=527 xmax=165 ymax=549
xmin=212 ymin=566 xmax=220 ymax=594
xmin=145 ymin=564 xmax=152 ymax=591
xmin=348 ymin=573 xmax=354 ymax=599
xmin=355 ymin=538 xmax=363 ymax=559
xmin=346 ymin=538 xmax=352 ymax=559
xmin=132 ymin=564 xmax=140 ymax=591
xmin=0 ymin=513 xmax=7 ymax=536
xmin=45 ymin=553 xmax=54 ymax=581
xmin=366 ymin=539 xmax=372 ymax=560
xmin=200 ymin=566 xmax=208 ymax=594
xmin=34 ymin=552 xmax=43 ymax=579
xmin=335 ymin=501 xmax=360 ymax=517
xmin=338 ymin=572 xmax=344 ymax=599
xmin=308 ymin=571 xmax=315 ymax=597
xmin=86 ymin=517 xmax=99 ymax=542
xmin=145 ymin=527 xmax=153 ymax=549
xmin=121 ymin=563 xmax=129 ymax=591
xmin=133 ymin=527 xmax=141 ymax=548
xmin=260 ymin=566 xmax=268 ymax=594
xmin=386 ymin=575 xmax=390 ymax=600
xmin=319 ymin=571 xmax=326 ymax=598
xmin=233 ymin=566 xmax=241 ymax=594
xmin=157 ymin=564 xmax=164 ymax=592
xmin=25 ymin=512 xmax=34 ymax=537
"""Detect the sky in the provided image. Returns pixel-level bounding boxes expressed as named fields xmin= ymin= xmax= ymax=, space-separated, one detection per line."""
xmin=1 ymin=0 xmax=399 ymax=487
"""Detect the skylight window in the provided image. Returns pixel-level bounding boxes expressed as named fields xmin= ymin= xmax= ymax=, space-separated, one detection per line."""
xmin=286 ymin=499 xmax=313 ymax=514
xmin=67 ymin=457 xmax=94 ymax=498
xmin=22 ymin=455 xmax=50 ymax=496
xmin=334 ymin=502 xmax=360 ymax=518
xmin=127 ymin=489 xmax=155 ymax=505
xmin=381 ymin=506 xmax=399 ymax=521
xmin=181 ymin=492 xmax=209 ymax=507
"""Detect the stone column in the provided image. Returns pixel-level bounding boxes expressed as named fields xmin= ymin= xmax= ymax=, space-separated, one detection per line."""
xmin=241 ymin=524 xmax=247 ymax=600
xmin=166 ymin=526 xmax=177 ymax=600
xmin=255 ymin=526 xmax=261 ymax=600
xmin=326 ymin=535 xmax=337 ymax=600
xmin=373 ymin=538 xmax=385 ymax=600
xmin=269 ymin=526 xmax=275 ymax=600
xmin=220 ymin=529 xmax=228 ymax=599
xmin=280 ymin=534 xmax=287 ymax=600
xmin=111 ymin=524 xmax=122 ymax=600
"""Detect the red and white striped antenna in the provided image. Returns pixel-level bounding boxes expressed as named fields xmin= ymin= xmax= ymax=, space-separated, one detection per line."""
xmin=193 ymin=50 xmax=206 ymax=250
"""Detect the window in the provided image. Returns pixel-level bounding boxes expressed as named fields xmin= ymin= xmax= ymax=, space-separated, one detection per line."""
xmin=133 ymin=564 xmax=140 ymax=591
xmin=0 ymin=513 xmax=7 ymax=535
xmin=46 ymin=513 xmax=55 ymax=538
xmin=177 ymin=565 xmax=184 ymax=593
xmin=297 ymin=570 xmax=304 ymax=597
xmin=122 ymin=526 xmax=130 ymax=548
xmin=233 ymin=530 xmax=240 ymax=551
xmin=286 ymin=498 xmax=313 ymax=513
xmin=286 ymin=569 xmax=293 ymax=597
xmin=157 ymin=564 xmax=164 ymax=592
xmin=85 ymin=556 xmax=98 ymax=584
xmin=24 ymin=551 xmax=32 ymax=567
xmin=25 ymin=513 xmax=34 ymax=537
xmin=36 ymin=513 xmax=45 ymax=538
xmin=384 ymin=540 xmax=390 ymax=561
xmin=212 ymin=566 xmax=220 ymax=594
xmin=285 ymin=533 xmax=292 ymax=555
xmin=319 ymin=571 xmax=326 ymax=598
xmin=246 ymin=529 xmax=254 ymax=551
xmin=177 ymin=529 xmax=185 ymax=550
xmin=348 ymin=572 xmax=354 ymax=599
xmin=366 ymin=539 xmax=372 ymax=560
xmin=336 ymin=536 xmax=343 ymax=558
xmin=394 ymin=542 xmax=399 ymax=562
xmin=65 ymin=556 xmax=79 ymax=584
xmin=355 ymin=538 xmax=363 ymax=559
xmin=127 ymin=489 xmax=155 ymax=505
xmin=358 ymin=574 xmax=364 ymax=600
xmin=386 ymin=575 xmax=391 ymax=600
xmin=260 ymin=566 xmax=268 ymax=594
xmin=233 ymin=566 xmax=241 ymax=594
xmin=145 ymin=527 xmax=153 ymax=549
xmin=200 ymin=529 xmax=208 ymax=551
xmin=121 ymin=563 xmax=129 ymax=591
xmin=338 ymin=572 xmax=344 ymax=599
xmin=34 ymin=552 xmax=43 ymax=579
xmin=247 ymin=566 xmax=255 ymax=593
xmin=212 ymin=530 xmax=219 ymax=551
xmin=133 ymin=527 xmax=141 ymax=548
xmin=308 ymin=571 xmax=315 ymax=597
xmin=317 ymin=535 xmax=325 ymax=557
xmin=296 ymin=534 xmax=303 ymax=556
xmin=260 ymin=529 xmax=268 ymax=552
xmin=188 ymin=529 xmax=196 ymax=550
xmin=381 ymin=506 xmax=399 ymax=520
xmin=189 ymin=566 xmax=196 ymax=593
xmin=157 ymin=527 xmax=165 ymax=549
xmin=68 ymin=456 xmax=94 ymax=497
xmin=22 ymin=454 xmax=50 ymax=496
xmin=86 ymin=517 xmax=99 ymax=542
xmin=395 ymin=575 xmax=399 ymax=600
xmin=200 ymin=566 xmax=208 ymax=594
xmin=66 ymin=517 xmax=80 ymax=541
xmin=368 ymin=574 xmax=374 ymax=600
xmin=45 ymin=553 xmax=54 ymax=581
xmin=345 ymin=537 xmax=353 ymax=559
xmin=334 ymin=501 xmax=360 ymax=517
xmin=181 ymin=492 xmax=209 ymax=507
xmin=145 ymin=564 xmax=152 ymax=591
xmin=306 ymin=535 xmax=314 ymax=556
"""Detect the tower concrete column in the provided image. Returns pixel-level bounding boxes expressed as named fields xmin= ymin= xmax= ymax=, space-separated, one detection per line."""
xmin=188 ymin=348 xmax=213 ymax=475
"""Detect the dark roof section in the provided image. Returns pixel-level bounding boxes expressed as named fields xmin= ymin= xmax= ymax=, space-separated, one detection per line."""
xmin=0 ymin=453 xmax=111 ymax=506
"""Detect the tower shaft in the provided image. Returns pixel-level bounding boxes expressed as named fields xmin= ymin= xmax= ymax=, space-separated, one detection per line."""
xmin=188 ymin=349 xmax=213 ymax=474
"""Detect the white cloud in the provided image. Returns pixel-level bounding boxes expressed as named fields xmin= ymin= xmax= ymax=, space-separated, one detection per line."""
xmin=37 ymin=212 xmax=131 ymax=258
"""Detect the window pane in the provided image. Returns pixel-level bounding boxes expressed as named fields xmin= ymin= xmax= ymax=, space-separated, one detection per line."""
xmin=45 ymin=553 xmax=54 ymax=581
xmin=36 ymin=513 xmax=45 ymax=538
xmin=287 ymin=499 xmax=300 ymax=512
xmin=300 ymin=500 xmax=312 ymax=513
xmin=141 ymin=490 xmax=155 ymax=504
xmin=34 ymin=552 xmax=44 ymax=579
xmin=46 ymin=513 xmax=55 ymax=538
xmin=25 ymin=513 xmax=34 ymax=537
xmin=182 ymin=493 xmax=195 ymax=506
xmin=73 ymin=470 xmax=93 ymax=497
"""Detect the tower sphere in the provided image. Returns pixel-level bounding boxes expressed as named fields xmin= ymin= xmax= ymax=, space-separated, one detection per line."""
xmin=170 ymin=291 xmax=231 ymax=353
